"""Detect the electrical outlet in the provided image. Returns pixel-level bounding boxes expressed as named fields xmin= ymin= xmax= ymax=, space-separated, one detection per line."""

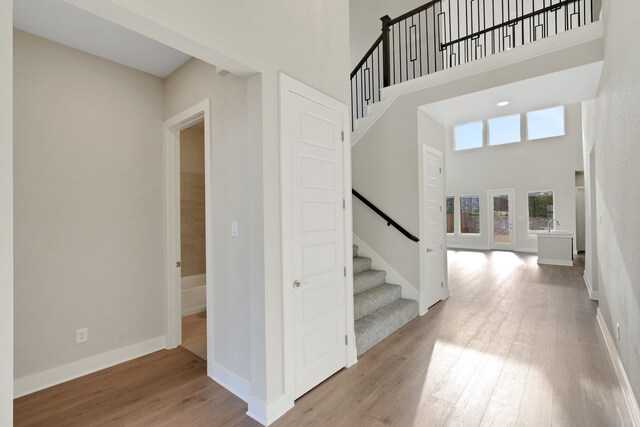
xmin=76 ymin=328 xmax=88 ymax=344
xmin=616 ymin=323 xmax=621 ymax=341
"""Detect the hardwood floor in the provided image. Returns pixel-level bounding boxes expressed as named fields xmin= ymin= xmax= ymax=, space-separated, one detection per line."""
xmin=14 ymin=250 xmax=631 ymax=426
xmin=182 ymin=311 xmax=207 ymax=360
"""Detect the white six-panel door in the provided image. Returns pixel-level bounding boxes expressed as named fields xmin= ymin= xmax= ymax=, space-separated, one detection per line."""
xmin=422 ymin=145 xmax=446 ymax=311
xmin=283 ymin=80 xmax=348 ymax=399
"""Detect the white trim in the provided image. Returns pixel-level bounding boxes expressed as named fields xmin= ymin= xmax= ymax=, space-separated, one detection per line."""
xmin=514 ymin=247 xmax=537 ymax=253
xmin=526 ymin=189 xmax=556 ymax=233
xmin=596 ymin=308 xmax=640 ymax=427
xmin=447 ymin=243 xmax=491 ymax=251
xmin=14 ymin=336 xmax=166 ymax=398
xmin=210 ymin=362 xmax=251 ymax=403
xmin=181 ymin=273 xmax=206 ymax=289
xmin=536 ymin=258 xmax=573 ymax=266
xmin=247 ymin=394 xmax=295 ymax=426
xmin=353 ymin=234 xmax=419 ymax=302
xmin=583 ymin=272 xmax=598 ymax=300
xmin=279 ymin=73 xmax=354 ymax=411
xmin=163 ymin=99 xmax=212 ymax=352
xmin=487 ymin=189 xmax=516 ymax=251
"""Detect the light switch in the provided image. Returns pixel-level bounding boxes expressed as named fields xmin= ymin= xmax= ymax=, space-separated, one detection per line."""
xmin=231 ymin=221 xmax=238 ymax=237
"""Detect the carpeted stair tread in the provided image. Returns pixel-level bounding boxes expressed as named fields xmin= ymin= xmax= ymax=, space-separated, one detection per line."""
xmin=354 ymin=298 xmax=418 ymax=356
xmin=354 ymin=269 xmax=386 ymax=294
xmin=353 ymin=256 xmax=372 ymax=274
xmin=354 ymin=283 xmax=402 ymax=321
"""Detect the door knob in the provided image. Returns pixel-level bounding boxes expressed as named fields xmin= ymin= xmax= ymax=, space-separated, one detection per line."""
xmin=293 ymin=280 xmax=307 ymax=289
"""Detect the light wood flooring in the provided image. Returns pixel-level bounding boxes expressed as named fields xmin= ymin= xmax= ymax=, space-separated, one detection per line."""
xmin=182 ymin=311 xmax=207 ymax=360
xmin=14 ymin=250 xmax=632 ymax=426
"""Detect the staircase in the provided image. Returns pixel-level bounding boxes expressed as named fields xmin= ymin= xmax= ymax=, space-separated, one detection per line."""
xmin=353 ymin=244 xmax=418 ymax=356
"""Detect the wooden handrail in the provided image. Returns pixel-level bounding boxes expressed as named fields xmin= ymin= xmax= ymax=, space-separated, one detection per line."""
xmin=352 ymin=189 xmax=420 ymax=242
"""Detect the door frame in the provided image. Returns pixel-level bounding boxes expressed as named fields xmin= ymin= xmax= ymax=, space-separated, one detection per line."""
xmin=279 ymin=73 xmax=356 ymax=405
xmin=487 ymin=188 xmax=516 ymax=251
xmin=163 ymin=99 xmax=213 ymax=367
xmin=418 ymin=144 xmax=448 ymax=315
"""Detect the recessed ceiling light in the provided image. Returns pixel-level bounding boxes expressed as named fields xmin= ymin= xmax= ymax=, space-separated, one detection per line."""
xmin=497 ymin=101 xmax=509 ymax=107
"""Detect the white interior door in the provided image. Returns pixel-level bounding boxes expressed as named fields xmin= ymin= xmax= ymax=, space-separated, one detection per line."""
xmin=422 ymin=145 xmax=445 ymax=310
xmin=286 ymin=87 xmax=347 ymax=399
xmin=488 ymin=189 xmax=515 ymax=250
xmin=576 ymin=187 xmax=585 ymax=251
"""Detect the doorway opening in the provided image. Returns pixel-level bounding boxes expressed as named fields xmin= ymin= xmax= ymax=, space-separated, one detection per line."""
xmin=163 ymin=100 xmax=212 ymax=364
xmin=575 ymin=171 xmax=586 ymax=254
xmin=179 ymin=120 xmax=207 ymax=360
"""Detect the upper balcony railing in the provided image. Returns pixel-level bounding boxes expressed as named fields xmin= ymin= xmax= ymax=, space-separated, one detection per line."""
xmin=350 ymin=0 xmax=596 ymax=129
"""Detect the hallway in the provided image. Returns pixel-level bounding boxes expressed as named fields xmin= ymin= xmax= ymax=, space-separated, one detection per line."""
xmin=13 ymin=251 xmax=631 ymax=426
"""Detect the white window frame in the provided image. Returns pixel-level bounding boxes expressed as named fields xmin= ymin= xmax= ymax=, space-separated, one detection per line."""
xmin=526 ymin=105 xmax=565 ymax=141
xmin=453 ymin=121 xmax=484 ymax=151
xmin=526 ymin=189 xmax=556 ymax=233
xmin=446 ymin=195 xmax=455 ymax=235
xmin=488 ymin=113 xmax=522 ymax=146
xmin=459 ymin=194 xmax=481 ymax=235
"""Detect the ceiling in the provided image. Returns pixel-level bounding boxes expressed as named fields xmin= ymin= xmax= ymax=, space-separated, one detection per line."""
xmin=420 ymin=61 xmax=604 ymax=127
xmin=14 ymin=0 xmax=191 ymax=78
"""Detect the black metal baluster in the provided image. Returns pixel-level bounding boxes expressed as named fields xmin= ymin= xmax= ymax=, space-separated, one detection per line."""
xmin=432 ymin=5 xmax=437 ymax=71
xmin=418 ymin=10 xmax=423 ymax=77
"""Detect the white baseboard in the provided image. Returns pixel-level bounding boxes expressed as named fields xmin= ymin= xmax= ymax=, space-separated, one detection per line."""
xmin=514 ymin=247 xmax=537 ymax=254
xmin=209 ymin=361 xmax=251 ymax=403
xmin=181 ymin=273 xmax=206 ymax=289
xmin=583 ymin=272 xmax=598 ymax=300
xmin=352 ymin=234 xmax=419 ymax=301
xmin=537 ymin=258 xmax=574 ymax=266
xmin=447 ymin=243 xmax=491 ymax=251
xmin=596 ymin=308 xmax=640 ymax=426
xmin=14 ymin=335 xmax=166 ymax=398
xmin=246 ymin=394 xmax=294 ymax=426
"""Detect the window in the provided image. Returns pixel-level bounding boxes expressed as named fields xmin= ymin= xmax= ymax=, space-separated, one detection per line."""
xmin=528 ymin=191 xmax=555 ymax=230
xmin=446 ymin=196 xmax=455 ymax=234
xmin=527 ymin=106 xmax=565 ymax=140
xmin=460 ymin=195 xmax=480 ymax=234
xmin=454 ymin=121 xmax=483 ymax=151
xmin=488 ymin=114 xmax=521 ymax=146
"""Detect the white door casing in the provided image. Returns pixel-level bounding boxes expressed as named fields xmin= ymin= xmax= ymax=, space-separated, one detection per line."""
xmin=420 ymin=145 xmax=447 ymax=313
xmin=163 ymin=100 xmax=213 ymax=366
xmin=488 ymin=189 xmax=515 ymax=251
xmin=280 ymin=74 xmax=354 ymax=403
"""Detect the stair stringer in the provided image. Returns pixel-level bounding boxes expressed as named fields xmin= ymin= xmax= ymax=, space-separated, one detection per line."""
xmin=352 ymin=233 xmax=420 ymax=303
xmin=351 ymin=96 xmax=397 ymax=147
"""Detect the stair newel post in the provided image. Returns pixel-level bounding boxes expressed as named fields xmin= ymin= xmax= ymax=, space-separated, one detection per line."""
xmin=381 ymin=15 xmax=391 ymax=88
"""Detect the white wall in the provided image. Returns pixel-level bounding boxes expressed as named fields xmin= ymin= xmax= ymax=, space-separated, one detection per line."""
xmin=68 ymin=1 xmax=352 ymax=414
xmin=0 ymin=0 xmax=13 ymax=423
xmin=349 ymin=0 xmax=427 ymax=67
xmin=445 ymin=103 xmax=584 ymax=252
xmin=13 ymin=31 xmax=165 ymax=379
xmin=164 ymin=58 xmax=252 ymax=386
xmin=583 ymin=0 xmax=640 ymax=403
